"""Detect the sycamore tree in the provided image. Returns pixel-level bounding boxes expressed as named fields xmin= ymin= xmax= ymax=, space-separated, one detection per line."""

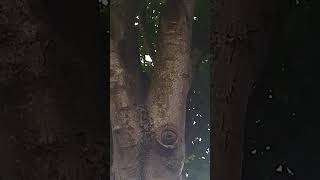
xmin=109 ymin=0 xmax=208 ymax=179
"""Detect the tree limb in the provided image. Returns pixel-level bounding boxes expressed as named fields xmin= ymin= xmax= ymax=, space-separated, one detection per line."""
xmin=147 ymin=0 xmax=195 ymax=132
xmin=110 ymin=1 xmax=147 ymax=179
xmin=144 ymin=0 xmax=195 ymax=179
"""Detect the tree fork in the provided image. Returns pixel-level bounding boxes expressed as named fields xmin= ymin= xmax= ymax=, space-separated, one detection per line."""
xmin=110 ymin=0 xmax=195 ymax=179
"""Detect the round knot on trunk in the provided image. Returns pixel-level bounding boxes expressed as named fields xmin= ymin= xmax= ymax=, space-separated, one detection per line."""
xmin=161 ymin=129 xmax=177 ymax=145
xmin=157 ymin=124 xmax=179 ymax=149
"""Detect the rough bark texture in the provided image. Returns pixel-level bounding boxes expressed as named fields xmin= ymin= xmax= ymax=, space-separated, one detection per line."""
xmin=210 ymin=0 xmax=289 ymax=179
xmin=0 ymin=0 xmax=107 ymax=179
xmin=110 ymin=0 xmax=195 ymax=179
xmin=143 ymin=1 xmax=194 ymax=178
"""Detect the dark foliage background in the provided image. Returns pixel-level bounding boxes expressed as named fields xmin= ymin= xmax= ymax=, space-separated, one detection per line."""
xmin=243 ymin=1 xmax=320 ymax=179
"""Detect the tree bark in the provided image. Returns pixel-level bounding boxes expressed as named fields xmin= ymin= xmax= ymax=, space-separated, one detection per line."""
xmin=110 ymin=0 xmax=195 ymax=179
xmin=0 ymin=0 xmax=107 ymax=179
xmin=210 ymin=0 xmax=290 ymax=179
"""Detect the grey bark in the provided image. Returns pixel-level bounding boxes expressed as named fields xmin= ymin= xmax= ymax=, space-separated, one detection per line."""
xmin=110 ymin=0 xmax=195 ymax=179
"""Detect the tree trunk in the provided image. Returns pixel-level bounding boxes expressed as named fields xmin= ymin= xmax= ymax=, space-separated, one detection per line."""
xmin=0 ymin=0 xmax=107 ymax=179
xmin=110 ymin=0 xmax=195 ymax=179
xmin=210 ymin=0 xmax=290 ymax=179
